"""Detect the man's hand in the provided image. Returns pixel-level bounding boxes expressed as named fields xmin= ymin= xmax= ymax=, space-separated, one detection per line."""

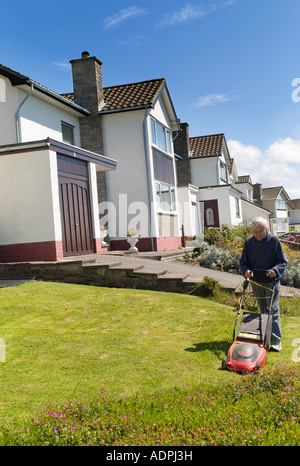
xmin=244 ymin=270 xmax=253 ymax=279
xmin=266 ymin=269 xmax=276 ymax=279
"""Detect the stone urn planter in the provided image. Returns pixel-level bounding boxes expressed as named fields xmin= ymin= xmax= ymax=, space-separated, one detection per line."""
xmin=127 ymin=236 xmax=139 ymax=252
xmin=100 ymin=228 xmax=108 ymax=246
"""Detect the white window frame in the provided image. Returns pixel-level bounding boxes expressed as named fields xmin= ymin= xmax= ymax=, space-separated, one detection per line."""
xmin=151 ymin=117 xmax=172 ymax=154
xmin=155 ymin=182 xmax=176 ymax=212
xmin=61 ymin=121 xmax=75 ymax=145
xmin=235 ymin=197 xmax=241 ymax=218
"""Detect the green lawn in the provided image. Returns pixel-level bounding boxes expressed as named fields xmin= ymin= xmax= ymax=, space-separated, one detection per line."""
xmin=0 ymin=281 xmax=298 ymax=445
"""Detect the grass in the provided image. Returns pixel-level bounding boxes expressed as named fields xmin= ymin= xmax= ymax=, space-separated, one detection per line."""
xmin=0 ymin=281 xmax=299 ymax=446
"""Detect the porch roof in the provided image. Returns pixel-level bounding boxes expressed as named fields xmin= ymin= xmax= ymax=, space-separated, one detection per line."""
xmin=0 ymin=138 xmax=117 ymax=171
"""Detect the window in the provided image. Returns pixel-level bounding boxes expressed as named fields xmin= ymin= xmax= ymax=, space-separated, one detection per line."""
xmin=156 ymin=182 xmax=176 ymax=212
xmin=62 ymin=122 xmax=75 ymax=145
xmin=247 ymin=188 xmax=253 ymax=202
xmin=276 ymin=219 xmax=286 ymax=233
xmin=151 ymin=117 xmax=172 ymax=154
xmin=219 ymin=160 xmax=228 ymax=182
xmin=206 ymin=207 xmax=214 ymax=226
xmin=276 ymin=200 xmax=286 ymax=210
xmin=235 ymin=198 xmax=241 ymax=218
xmin=153 ymin=149 xmax=175 ymax=185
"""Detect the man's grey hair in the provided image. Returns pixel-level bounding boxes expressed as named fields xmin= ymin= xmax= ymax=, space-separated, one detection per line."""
xmin=250 ymin=216 xmax=268 ymax=229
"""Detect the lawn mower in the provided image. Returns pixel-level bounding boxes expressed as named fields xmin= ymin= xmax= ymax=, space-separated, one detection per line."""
xmin=222 ymin=274 xmax=275 ymax=373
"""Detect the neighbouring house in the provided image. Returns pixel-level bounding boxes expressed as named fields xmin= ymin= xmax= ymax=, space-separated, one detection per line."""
xmin=253 ymin=185 xmax=290 ymax=235
xmin=235 ymin=175 xmax=271 ymax=227
xmin=287 ymin=199 xmax=300 ymax=231
xmin=0 ymin=61 xmax=117 ymax=263
xmin=174 ymin=123 xmax=270 ymax=236
xmin=64 ymin=52 xmax=181 ymax=252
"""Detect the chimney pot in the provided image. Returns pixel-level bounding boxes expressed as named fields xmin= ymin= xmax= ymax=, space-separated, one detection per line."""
xmin=81 ymin=51 xmax=90 ymax=58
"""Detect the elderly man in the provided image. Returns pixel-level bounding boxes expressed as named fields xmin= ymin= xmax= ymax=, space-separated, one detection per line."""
xmin=240 ymin=217 xmax=287 ymax=351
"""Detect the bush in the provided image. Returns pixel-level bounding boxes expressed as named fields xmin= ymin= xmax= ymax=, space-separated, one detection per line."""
xmin=195 ymin=225 xmax=300 ymax=288
xmin=194 ymin=276 xmax=221 ymax=298
xmin=193 ymin=242 xmax=241 ymax=273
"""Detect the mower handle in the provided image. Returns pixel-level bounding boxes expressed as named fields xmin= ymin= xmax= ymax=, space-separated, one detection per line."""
xmin=243 ymin=278 xmax=250 ymax=291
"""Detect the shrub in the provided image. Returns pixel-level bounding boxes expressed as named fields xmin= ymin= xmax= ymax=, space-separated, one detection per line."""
xmin=194 ymin=276 xmax=221 ymax=298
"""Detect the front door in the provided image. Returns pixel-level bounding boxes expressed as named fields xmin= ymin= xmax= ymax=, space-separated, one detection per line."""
xmin=58 ymin=154 xmax=94 ymax=256
xmin=203 ymin=199 xmax=220 ymax=228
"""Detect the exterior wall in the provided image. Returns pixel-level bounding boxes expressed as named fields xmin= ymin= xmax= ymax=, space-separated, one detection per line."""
xmin=88 ymin=162 xmax=102 ymax=249
xmin=199 ymin=187 xmax=243 ymax=227
xmin=102 ymin=98 xmax=180 ymax=251
xmin=289 ymin=209 xmax=300 ymax=226
xmin=19 ymin=89 xmax=81 ymax=144
xmin=0 ymin=148 xmax=63 ymax=262
xmin=177 ymin=185 xmax=202 ymax=237
xmin=190 ymin=157 xmax=217 ymax=187
xmin=0 ymin=77 xmax=20 ymax=144
xmin=102 ymin=109 xmax=149 ymax=238
xmin=0 ymin=77 xmax=81 ymax=146
xmin=241 ymin=200 xmax=270 ymax=228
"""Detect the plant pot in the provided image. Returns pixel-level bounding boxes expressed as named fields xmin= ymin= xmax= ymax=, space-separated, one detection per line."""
xmin=127 ymin=236 xmax=139 ymax=252
xmin=100 ymin=230 xmax=108 ymax=246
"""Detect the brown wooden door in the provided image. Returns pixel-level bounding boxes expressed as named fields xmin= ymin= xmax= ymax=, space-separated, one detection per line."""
xmin=58 ymin=155 xmax=94 ymax=257
xmin=203 ymin=199 xmax=220 ymax=228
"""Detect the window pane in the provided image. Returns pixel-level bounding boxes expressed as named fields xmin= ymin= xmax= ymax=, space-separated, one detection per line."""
xmin=166 ymin=130 xmax=171 ymax=153
xmin=206 ymin=208 xmax=214 ymax=226
xmin=151 ymin=118 xmax=156 ymax=145
xmin=155 ymin=182 xmax=161 ymax=208
xmin=156 ymin=123 xmax=167 ymax=152
xmin=152 ymin=149 xmax=175 ymax=185
xmin=160 ymin=183 xmax=171 ymax=211
xmin=170 ymin=187 xmax=176 ymax=211
xmin=62 ymin=122 xmax=74 ymax=145
xmin=276 ymin=200 xmax=286 ymax=210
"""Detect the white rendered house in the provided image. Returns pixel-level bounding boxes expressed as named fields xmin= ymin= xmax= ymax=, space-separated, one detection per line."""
xmin=0 ymin=63 xmax=116 ymax=262
xmin=174 ymin=123 xmax=271 ymax=235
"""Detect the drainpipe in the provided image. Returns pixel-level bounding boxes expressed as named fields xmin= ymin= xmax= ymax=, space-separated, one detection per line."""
xmin=216 ymin=154 xmax=220 ymax=185
xmin=15 ymin=82 xmax=34 ymax=143
xmin=143 ymin=106 xmax=154 ymax=251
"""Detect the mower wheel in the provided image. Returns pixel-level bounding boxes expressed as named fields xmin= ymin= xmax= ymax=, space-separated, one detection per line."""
xmin=255 ymin=362 xmax=261 ymax=372
xmin=222 ymin=357 xmax=228 ymax=369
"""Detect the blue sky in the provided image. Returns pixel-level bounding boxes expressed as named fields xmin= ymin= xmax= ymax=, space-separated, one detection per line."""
xmin=1 ymin=0 xmax=300 ymax=197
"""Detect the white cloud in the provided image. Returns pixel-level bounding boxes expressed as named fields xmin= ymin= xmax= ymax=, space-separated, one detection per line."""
xmin=266 ymin=137 xmax=300 ymax=164
xmin=52 ymin=60 xmax=70 ymax=71
xmin=103 ymin=6 xmax=148 ymax=30
xmin=227 ymin=138 xmax=300 ymax=198
xmin=193 ymin=93 xmax=239 ymax=108
xmin=155 ymin=3 xmax=217 ymax=28
xmin=114 ymin=34 xmax=147 ymax=48
xmin=227 ymin=140 xmax=262 ymax=171
xmin=155 ymin=1 xmax=236 ymax=28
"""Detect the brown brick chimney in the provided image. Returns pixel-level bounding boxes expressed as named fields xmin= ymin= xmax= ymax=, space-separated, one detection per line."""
xmin=173 ymin=122 xmax=191 ymax=186
xmin=253 ymin=183 xmax=263 ymax=206
xmin=70 ymin=51 xmax=106 ymax=204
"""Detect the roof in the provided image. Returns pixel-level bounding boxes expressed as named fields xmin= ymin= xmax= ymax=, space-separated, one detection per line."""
xmin=237 ymin=175 xmax=252 ymax=184
xmin=262 ymin=186 xmax=290 ymax=200
xmin=62 ymin=78 xmax=167 ymax=113
xmin=287 ymin=199 xmax=300 ymax=210
xmin=0 ymin=64 xmax=90 ymax=115
xmin=189 ymin=133 xmax=225 ymax=157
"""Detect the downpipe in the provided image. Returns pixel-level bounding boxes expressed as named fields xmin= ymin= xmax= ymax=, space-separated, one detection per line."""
xmin=15 ymin=81 xmax=34 ymax=143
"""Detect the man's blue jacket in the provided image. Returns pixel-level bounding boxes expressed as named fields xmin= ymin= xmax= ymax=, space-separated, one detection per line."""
xmin=240 ymin=232 xmax=287 ymax=280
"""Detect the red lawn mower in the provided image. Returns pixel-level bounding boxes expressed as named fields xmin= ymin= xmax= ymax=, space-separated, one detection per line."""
xmin=222 ymin=275 xmax=275 ymax=373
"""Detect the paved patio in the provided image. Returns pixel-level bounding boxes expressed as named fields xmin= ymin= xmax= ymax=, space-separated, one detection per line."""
xmin=0 ymin=248 xmax=298 ymax=297
xmin=60 ymin=248 xmax=299 ymax=297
